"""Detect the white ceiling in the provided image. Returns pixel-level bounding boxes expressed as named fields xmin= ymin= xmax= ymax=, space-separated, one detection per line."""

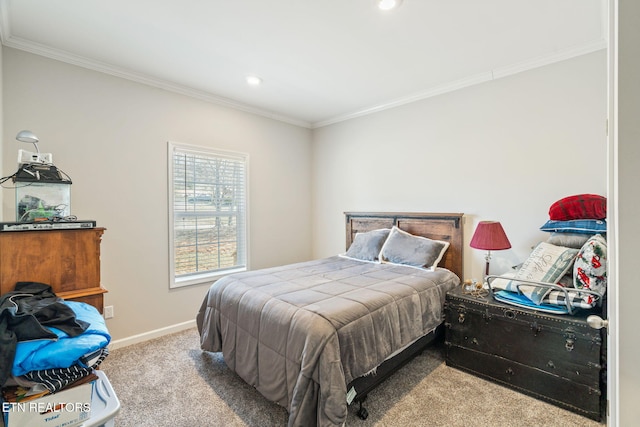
xmin=0 ymin=0 xmax=605 ymax=128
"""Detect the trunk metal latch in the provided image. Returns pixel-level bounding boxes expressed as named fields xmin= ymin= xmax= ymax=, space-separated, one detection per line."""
xmin=565 ymin=332 xmax=576 ymax=351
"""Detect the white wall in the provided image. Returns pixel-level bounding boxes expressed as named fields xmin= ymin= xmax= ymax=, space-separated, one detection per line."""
xmin=2 ymin=47 xmax=313 ymax=341
xmin=312 ymin=50 xmax=607 ymax=281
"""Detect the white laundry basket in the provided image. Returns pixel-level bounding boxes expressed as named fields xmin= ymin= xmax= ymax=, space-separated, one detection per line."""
xmin=80 ymin=370 xmax=120 ymax=427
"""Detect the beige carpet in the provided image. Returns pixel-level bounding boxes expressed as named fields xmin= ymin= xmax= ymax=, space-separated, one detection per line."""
xmin=100 ymin=328 xmax=605 ymax=427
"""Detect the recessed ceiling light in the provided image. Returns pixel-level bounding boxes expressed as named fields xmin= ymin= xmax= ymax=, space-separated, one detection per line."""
xmin=246 ymin=75 xmax=262 ymax=86
xmin=377 ymin=0 xmax=402 ymax=11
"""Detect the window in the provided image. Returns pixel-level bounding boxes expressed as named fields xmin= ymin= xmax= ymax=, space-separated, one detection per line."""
xmin=168 ymin=142 xmax=248 ymax=288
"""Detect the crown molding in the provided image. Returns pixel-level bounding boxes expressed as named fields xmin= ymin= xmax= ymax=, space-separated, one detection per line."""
xmin=0 ymin=0 xmax=11 ymax=45
xmin=312 ymin=72 xmax=494 ymax=128
xmin=1 ymin=34 xmax=312 ymax=129
xmin=312 ymin=39 xmax=607 ymax=128
xmin=0 ymin=16 xmax=605 ymax=131
xmin=491 ymin=39 xmax=606 ymax=80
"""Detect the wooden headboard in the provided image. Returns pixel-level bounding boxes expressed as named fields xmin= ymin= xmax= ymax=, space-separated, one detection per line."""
xmin=345 ymin=212 xmax=464 ymax=280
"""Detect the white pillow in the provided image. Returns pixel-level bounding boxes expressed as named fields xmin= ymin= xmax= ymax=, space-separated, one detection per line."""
xmin=378 ymin=226 xmax=449 ymax=269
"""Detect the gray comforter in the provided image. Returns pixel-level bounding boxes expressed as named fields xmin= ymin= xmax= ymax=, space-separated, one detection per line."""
xmin=196 ymin=256 xmax=459 ymax=426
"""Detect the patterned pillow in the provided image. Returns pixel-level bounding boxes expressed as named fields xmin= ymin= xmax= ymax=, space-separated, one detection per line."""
xmin=540 ymin=219 xmax=607 ymax=234
xmin=498 ymin=242 xmax=578 ymax=304
xmin=344 ymin=228 xmax=391 ymax=261
xmin=574 ymin=234 xmax=607 ymax=297
xmin=548 ymin=194 xmax=606 ymax=221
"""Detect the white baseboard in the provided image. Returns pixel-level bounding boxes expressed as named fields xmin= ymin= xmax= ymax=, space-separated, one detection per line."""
xmin=108 ymin=319 xmax=197 ymax=350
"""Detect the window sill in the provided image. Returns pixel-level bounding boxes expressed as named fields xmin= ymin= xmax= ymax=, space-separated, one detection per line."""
xmin=171 ymin=267 xmax=247 ymax=289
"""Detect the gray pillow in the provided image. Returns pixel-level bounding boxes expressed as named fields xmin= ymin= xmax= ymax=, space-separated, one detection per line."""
xmin=379 ymin=226 xmax=449 ymax=269
xmin=546 ymin=232 xmax=591 ymax=249
xmin=345 ymin=228 xmax=391 ymax=261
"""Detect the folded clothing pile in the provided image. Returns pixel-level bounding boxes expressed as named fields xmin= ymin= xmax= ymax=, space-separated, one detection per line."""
xmin=0 ymin=282 xmax=110 ymax=403
xmin=491 ymin=194 xmax=607 ymax=314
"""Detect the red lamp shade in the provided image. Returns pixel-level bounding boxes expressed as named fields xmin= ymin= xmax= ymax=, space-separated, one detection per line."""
xmin=470 ymin=221 xmax=511 ymax=251
xmin=470 ymin=221 xmax=511 ymax=277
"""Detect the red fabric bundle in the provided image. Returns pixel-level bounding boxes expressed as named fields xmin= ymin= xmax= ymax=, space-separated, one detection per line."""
xmin=549 ymin=194 xmax=606 ymax=221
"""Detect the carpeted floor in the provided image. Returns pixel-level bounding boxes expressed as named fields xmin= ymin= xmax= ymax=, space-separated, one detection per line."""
xmin=100 ymin=327 xmax=605 ymax=427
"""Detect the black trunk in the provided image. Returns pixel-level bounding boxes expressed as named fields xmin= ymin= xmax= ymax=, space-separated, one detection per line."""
xmin=444 ymin=286 xmax=606 ymax=421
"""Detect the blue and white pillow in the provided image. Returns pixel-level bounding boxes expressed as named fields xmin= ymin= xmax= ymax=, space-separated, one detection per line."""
xmin=540 ymin=219 xmax=607 ymax=235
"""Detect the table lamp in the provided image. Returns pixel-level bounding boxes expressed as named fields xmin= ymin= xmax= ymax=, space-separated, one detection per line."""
xmin=470 ymin=221 xmax=511 ymax=277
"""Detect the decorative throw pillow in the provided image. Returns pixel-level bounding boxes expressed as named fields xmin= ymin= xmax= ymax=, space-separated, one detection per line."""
xmin=548 ymin=194 xmax=606 ymax=221
xmin=574 ymin=234 xmax=607 ymax=296
xmin=546 ymin=232 xmax=591 ymax=249
xmin=499 ymin=242 xmax=579 ymax=304
xmin=540 ymin=219 xmax=607 ymax=235
xmin=344 ymin=228 xmax=391 ymax=261
xmin=379 ymin=226 xmax=449 ymax=269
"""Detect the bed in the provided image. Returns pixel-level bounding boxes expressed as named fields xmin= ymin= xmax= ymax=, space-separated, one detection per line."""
xmin=196 ymin=212 xmax=464 ymax=426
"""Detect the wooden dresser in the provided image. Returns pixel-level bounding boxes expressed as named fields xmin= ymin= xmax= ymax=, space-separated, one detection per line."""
xmin=0 ymin=227 xmax=107 ymax=312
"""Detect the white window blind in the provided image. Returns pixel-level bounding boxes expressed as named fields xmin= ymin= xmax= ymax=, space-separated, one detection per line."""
xmin=168 ymin=142 xmax=248 ymax=288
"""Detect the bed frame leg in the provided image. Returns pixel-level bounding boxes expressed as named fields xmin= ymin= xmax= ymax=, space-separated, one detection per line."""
xmin=357 ymin=397 xmax=369 ymax=420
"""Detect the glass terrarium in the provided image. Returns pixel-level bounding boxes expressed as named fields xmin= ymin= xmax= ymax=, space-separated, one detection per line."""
xmin=15 ymin=182 xmax=71 ymax=222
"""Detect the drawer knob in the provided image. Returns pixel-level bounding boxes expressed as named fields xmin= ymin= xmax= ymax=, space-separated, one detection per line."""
xmin=458 ymin=313 xmax=465 ymax=323
xmin=505 ymin=367 xmax=514 ymax=376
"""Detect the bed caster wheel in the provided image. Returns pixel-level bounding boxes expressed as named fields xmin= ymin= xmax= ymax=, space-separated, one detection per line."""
xmin=357 ymin=407 xmax=369 ymax=420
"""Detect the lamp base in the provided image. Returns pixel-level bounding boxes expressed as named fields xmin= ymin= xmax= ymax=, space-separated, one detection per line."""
xmin=484 ymin=250 xmax=492 ymax=278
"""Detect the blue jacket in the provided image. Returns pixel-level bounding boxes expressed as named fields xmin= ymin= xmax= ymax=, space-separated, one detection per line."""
xmin=12 ymin=301 xmax=111 ymax=376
